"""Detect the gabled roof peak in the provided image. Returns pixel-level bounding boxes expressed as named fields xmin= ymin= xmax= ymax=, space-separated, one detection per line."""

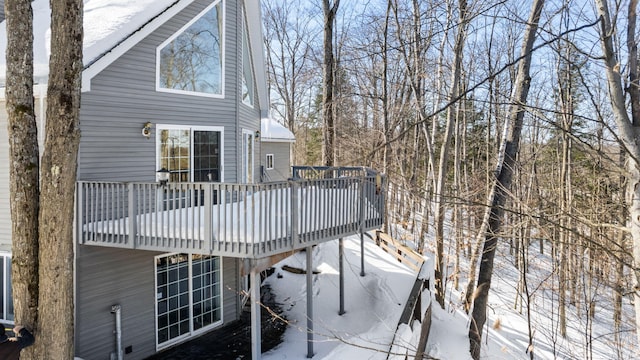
xmin=0 ymin=0 xmax=186 ymax=85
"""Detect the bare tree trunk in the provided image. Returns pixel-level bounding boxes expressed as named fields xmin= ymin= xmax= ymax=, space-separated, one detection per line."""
xmin=595 ymin=0 xmax=640 ymax=347
xmin=262 ymin=1 xmax=313 ymax=166
xmin=389 ymin=0 xmax=436 ymax=252
xmin=5 ymin=0 xmax=39 ymax=349
xmin=468 ymin=0 xmax=545 ymax=358
xmin=433 ymin=0 xmax=468 ymax=308
xmin=322 ymin=0 xmax=339 ymax=167
xmin=33 ymin=0 xmax=83 ymax=358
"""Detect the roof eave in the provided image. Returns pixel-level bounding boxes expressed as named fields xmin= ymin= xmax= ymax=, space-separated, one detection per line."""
xmin=81 ymin=0 xmax=195 ymax=92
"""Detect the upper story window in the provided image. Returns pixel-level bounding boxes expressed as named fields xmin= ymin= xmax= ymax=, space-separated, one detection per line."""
xmin=241 ymin=8 xmax=254 ymax=106
xmin=157 ymin=1 xmax=224 ymax=97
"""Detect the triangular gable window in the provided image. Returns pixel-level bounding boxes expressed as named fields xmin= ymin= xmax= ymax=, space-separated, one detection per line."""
xmin=241 ymin=8 xmax=254 ymax=107
xmin=157 ymin=1 xmax=224 ymax=97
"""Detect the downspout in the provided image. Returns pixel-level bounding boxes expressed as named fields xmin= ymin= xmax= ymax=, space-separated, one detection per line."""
xmin=111 ymin=304 xmax=123 ymax=360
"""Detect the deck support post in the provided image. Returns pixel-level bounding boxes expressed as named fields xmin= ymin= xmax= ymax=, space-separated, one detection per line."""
xmin=250 ymin=267 xmax=261 ymax=360
xmin=359 ymin=177 xmax=366 ymax=277
xmin=306 ymin=246 xmax=314 ymax=358
xmin=339 ymin=238 xmax=345 ymax=315
xmin=360 ymin=230 xmax=365 ymax=277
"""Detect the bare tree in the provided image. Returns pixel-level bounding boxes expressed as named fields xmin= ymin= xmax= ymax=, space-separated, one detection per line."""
xmin=433 ymin=0 xmax=468 ymax=308
xmin=33 ymin=0 xmax=83 ymax=357
xmin=594 ymin=0 xmax=640 ymax=347
xmin=468 ymin=0 xmax=545 ymax=358
xmin=263 ymin=0 xmax=315 ymax=164
xmin=322 ymin=0 xmax=339 ymax=166
xmin=5 ymin=0 xmax=39 ymax=349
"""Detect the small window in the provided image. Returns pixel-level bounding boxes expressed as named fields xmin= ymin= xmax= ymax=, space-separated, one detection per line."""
xmin=266 ymin=154 xmax=274 ymax=170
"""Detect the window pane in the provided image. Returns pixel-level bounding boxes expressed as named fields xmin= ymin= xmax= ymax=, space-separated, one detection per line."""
xmin=5 ymin=258 xmax=12 ymax=321
xmin=156 ymin=254 xmax=190 ymax=345
xmin=266 ymin=154 xmax=274 ymax=170
xmin=242 ymin=9 xmax=254 ymax=106
xmin=193 ymin=131 xmax=220 ymax=182
xmin=156 ymin=254 xmax=221 ymax=346
xmin=192 ymin=255 xmax=221 ymax=329
xmin=160 ymin=129 xmax=190 ymax=183
xmin=0 ymin=257 xmax=4 ymax=320
xmin=159 ymin=2 xmax=223 ymax=95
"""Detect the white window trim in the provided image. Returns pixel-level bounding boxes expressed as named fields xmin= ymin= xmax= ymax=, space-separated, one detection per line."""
xmin=156 ymin=124 xmax=225 ymax=182
xmin=241 ymin=5 xmax=254 ymax=108
xmin=154 ymin=253 xmax=224 ymax=351
xmin=266 ymin=153 xmax=274 ymax=170
xmin=155 ymin=0 xmax=226 ymax=99
xmin=0 ymin=253 xmax=12 ymax=324
xmin=242 ymin=129 xmax=255 ymax=183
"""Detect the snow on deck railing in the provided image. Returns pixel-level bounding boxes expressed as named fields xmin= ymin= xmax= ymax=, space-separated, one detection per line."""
xmin=76 ymin=171 xmax=386 ymax=258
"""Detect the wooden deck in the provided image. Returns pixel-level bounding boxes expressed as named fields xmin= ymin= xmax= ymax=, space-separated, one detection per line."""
xmin=77 ymin=167 xmax=386 ymax=259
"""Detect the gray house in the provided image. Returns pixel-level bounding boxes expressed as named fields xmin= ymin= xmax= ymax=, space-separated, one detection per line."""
xmin=260 ymin=118 xmax=295 ymax=182
xmin=0 ymin=1 xmax=386 ymax=359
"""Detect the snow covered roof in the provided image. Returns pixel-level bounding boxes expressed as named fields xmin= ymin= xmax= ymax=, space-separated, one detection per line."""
xmin=0 ymin=0 xmax=183 ymax=85
xmin=0 ymin=0 xmax=269 ymax=111
xmin=261 ymin=118 xmax=295 ymax=143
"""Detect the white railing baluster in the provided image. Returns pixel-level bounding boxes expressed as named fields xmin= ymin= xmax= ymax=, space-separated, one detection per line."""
xmin=291 ymin=181 xmax=298 ymax=250
xmin=127 ymin=183 xmax=135 ymax=249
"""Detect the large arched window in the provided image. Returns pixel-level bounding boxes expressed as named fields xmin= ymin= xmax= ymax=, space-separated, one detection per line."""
xmin=157 ymin=1 xmax=224 ymax=97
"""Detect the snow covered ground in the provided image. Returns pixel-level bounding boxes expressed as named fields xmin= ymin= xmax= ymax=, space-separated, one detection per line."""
xmin=262 ymin=236 xmax=418 ymax=359
xmin=260 ymin=235 xmax=638 ymax=359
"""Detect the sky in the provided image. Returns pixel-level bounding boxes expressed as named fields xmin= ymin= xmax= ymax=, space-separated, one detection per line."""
xmin=259 ymin=234 xmax=637 ymax=359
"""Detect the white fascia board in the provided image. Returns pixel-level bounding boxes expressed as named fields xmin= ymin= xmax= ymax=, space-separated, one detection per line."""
xmin=261 ymin=138 xmax=296 ymax=143
xmin=244 ymin=0 xmax=268 ymax=114
xmin=81 ymin=0 xmax=197 ymax=92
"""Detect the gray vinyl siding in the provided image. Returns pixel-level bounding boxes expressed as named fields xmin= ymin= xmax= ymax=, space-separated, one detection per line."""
xmin=237 ymin=0 xmax=261 ymax=183
xmin=75 ymin=1 xmax=251 ymax=357
xmin=223 ymin=257 xmax=240 ymax=323
xmin=0 ymin=102 xmax=9 ymax=251
xmin=77 ymin=0 xmax=247 ymax=183
xmin=262 ymin=142 xmax=292 ymax=182
xmin=75 ymin=245 xmax=240 ymax=360
xmin=75 ymin=246 xmax=160 ymax=360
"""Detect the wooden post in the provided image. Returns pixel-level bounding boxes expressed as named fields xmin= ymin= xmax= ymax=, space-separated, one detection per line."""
xmin=339 ymin=238 xmax=345 ymax=315
xmin=306 ymin=246 xmax=314 ymax=358
xmin=360 ymin=177 xmax=366 ymax=276
xmin=250 ymin=267 xmax=261 ymax=360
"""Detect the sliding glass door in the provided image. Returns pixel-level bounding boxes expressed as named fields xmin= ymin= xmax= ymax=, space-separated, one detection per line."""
xmin=157 ymin=126 xmax=224 ymax=183
xmin=155 ymin=254 xmax=222 ymax=348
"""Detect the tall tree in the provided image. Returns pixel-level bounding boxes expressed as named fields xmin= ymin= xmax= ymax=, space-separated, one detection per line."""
xmin=5 ymin=0 xmax=39 ymax=347
xmin=433 ymin=0 xmax=468 ymax=308
xmin=468 ymin=0 xmax=545 ymax=358
xmin=594 ymin=0 xmax=640 ymax=347
xmin=322 ymin=0 xmax=339 ymax=166
xmin=263 ymin=0 xmax=314 ymax=164
xmin=33 ymin=0 xmax=83 ymax=357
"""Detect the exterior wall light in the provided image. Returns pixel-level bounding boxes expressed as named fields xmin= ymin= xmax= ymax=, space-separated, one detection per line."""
xmin=255 ymin=130 xmax=260 ymax=141
xmin=142 ymin=122 xmax=152 ymax=138
xmin=156 ymin=168 xmax=170 ymax=186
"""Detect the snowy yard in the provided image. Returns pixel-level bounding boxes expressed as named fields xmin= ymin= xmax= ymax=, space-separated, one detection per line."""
xmin=259 ymin=235 xmax=638 ymax=359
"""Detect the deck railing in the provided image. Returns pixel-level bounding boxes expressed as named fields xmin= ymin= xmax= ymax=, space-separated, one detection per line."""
xmin=77 ymin=168 xmax=386 ymax=259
